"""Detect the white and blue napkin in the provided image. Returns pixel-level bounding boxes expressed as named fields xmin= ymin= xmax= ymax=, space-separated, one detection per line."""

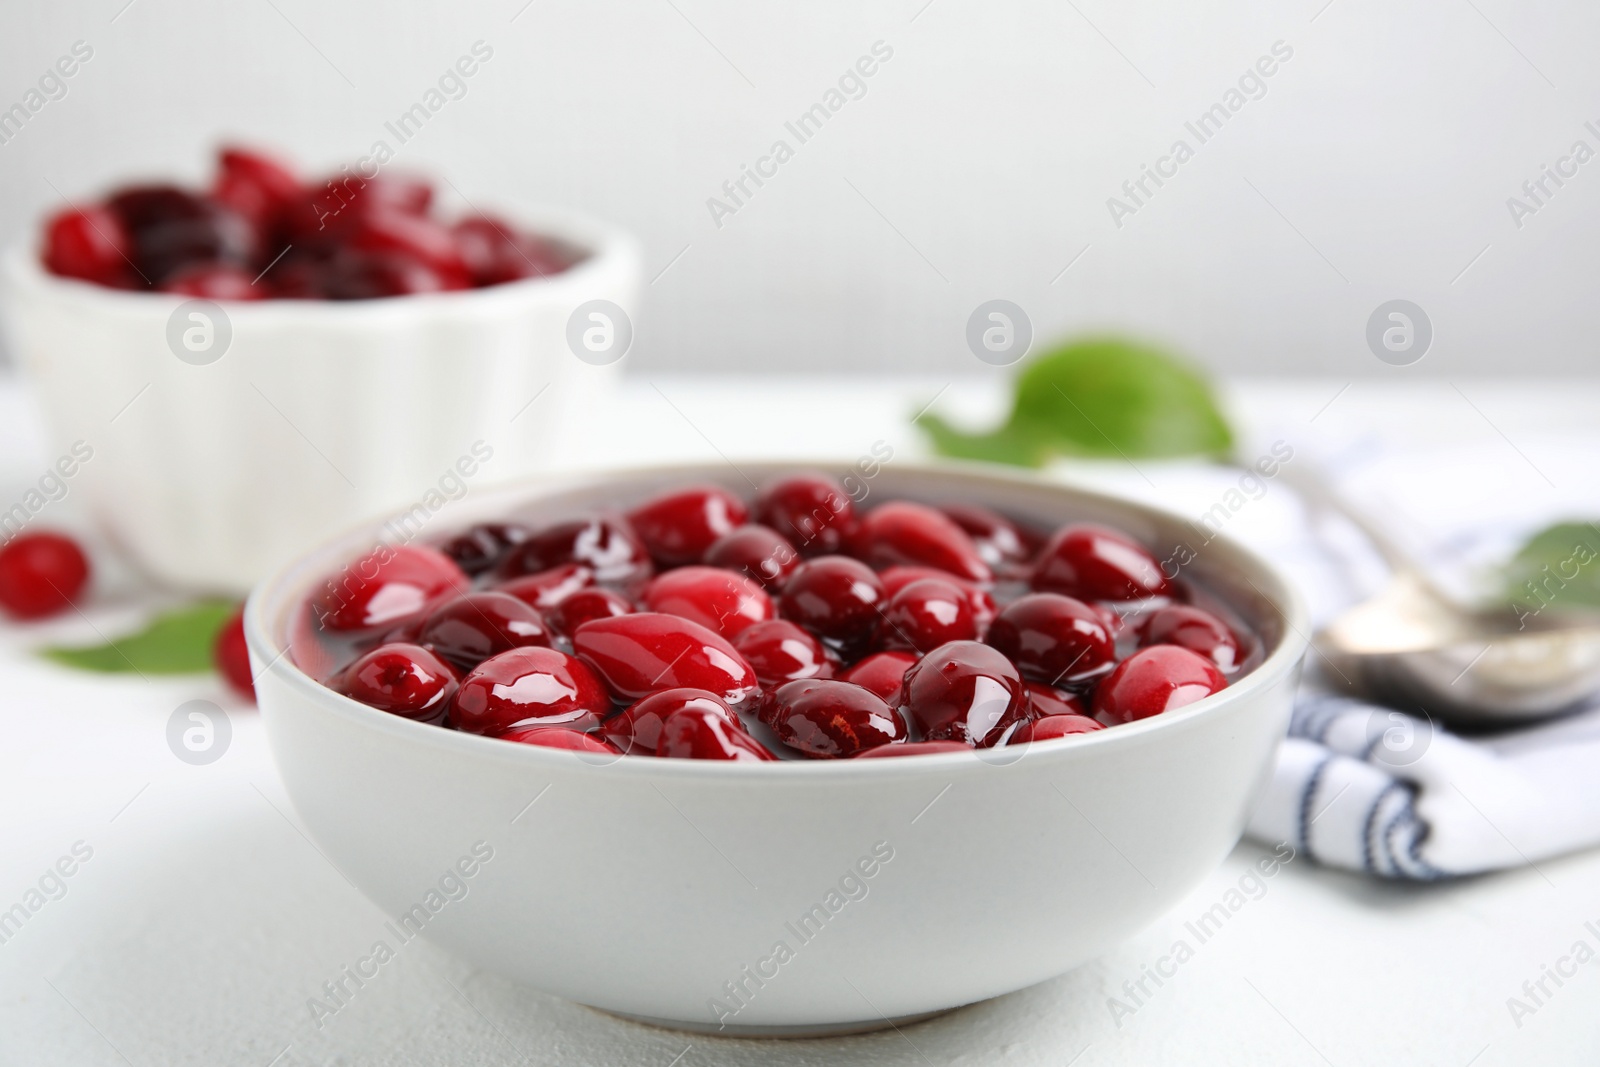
xmin=1247 ymin=693 xmax=1600 ymax=878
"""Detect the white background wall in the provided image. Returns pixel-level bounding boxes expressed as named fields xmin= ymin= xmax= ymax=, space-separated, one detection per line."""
xmin=2 ymin=0 xmax=1597 ymax=377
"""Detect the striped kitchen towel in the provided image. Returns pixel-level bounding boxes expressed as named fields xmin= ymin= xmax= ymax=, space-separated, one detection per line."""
xmin=1245 ymin=691 xmax=1600 ymax=878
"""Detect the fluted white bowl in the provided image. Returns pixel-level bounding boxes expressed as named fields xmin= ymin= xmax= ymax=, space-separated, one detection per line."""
xmin=246 ymin=461 xmax=1307 ymax=1036
xmin=0 ymin=206 xmax=640 ymax=592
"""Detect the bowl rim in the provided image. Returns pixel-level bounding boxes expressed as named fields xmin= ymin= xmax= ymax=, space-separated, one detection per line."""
xmin=0 ymin=200 xmax=640 ymax=318
xmin=244 ymin=459 xmax=1309 ymax=780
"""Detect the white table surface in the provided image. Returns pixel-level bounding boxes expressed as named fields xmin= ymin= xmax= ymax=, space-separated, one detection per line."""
xmin=3 ymin=373 xmax=1600 ymax=1066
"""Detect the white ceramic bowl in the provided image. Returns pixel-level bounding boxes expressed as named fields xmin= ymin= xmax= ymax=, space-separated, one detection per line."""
xmin=0 ymin=206 xmax=640 ymax=593
xmin=245 ymin=462 xmax=1307 ymax=1036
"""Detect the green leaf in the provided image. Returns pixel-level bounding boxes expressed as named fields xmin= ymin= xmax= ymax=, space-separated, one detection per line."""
xmin=43 ymin=601 xmax=236 ymax=674
xmin=917 ymin=336 xmax=1234 ymax=467
xmin=916 ymin=416 xmax=1047 ymax=468
xmin=1502 ymin=522 xmax=1600 ymax=614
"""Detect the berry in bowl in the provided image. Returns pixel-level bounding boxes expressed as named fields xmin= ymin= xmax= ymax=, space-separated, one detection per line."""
xmin=246 ymin=463 xmax=1306 ymax=1034
xmin=39 ymin=146 xmax=582 ymax=299
xmin=296 ymin=474 xmax=1261 ymax=759
xmin=0 ymin=145 xmax=640 ymax=592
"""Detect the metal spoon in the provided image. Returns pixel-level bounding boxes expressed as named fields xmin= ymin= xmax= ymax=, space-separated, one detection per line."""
xmin=1289 ymin=467 xmax=1600 ymax=723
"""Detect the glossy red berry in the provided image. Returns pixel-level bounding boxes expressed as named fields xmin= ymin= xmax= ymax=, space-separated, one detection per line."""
xmin=572 ymin=612 xmax=759 ymax=707
xmin=339 ymin=172 xmax=435 ymax=217
xmin=876 ymin=577 xmax=978 ymax=654
xmin=1088 ymin=602 xmax=1124 ymax=637
xmin=159 ymin=263 xmax=263 ymax=299
xmin=214 ymin=606 xmax=255 ymax=700
xmin=753 ymin=473 xmax=856 ymax=557
xmin=767 ymin=679 xmax=906 ymax=759
xmin=600 ymin=688 xmax=741 ymax=755
xmin=940 ymin=504 xmax=1034 ymax=567
xmin=314 ymin=544 xmax=468 ymax=632
xmin=777 ymin=556 xmax=885 ymax=657
xmin=0 ymin=531 xmax=91 ymax=620
xmin=984 ymin=593 xmax=1117 ymax=687
xmin=453 ymin=215 xmax=569 ymax=285
xmin=497 ymin=727 xmax=622 ymax=754
xmin=1011 ymin=714 xmax=1105 ymax=742
xmin=415 ymin=591 xmax=550 ymax=671
xmin=41 ymin=206 xmax=131 ymax=285
xmin=837 ymin=651 xmax=917 ymax=703
xmin=641 ymin=566 xmax=772 ymax=638
xmin=850 ymin=501 xmax=992 ymax=584
xmin=345 ymin=210 xmax=471 ymax=289
xmin=730 ymin=619 xmax=837 ymax=689
xmin=755 ymin=676 xmax=822 ymax=727
xmin=703 ymin=525 xmax=799 ymax=589
xmin=657 ymin=707 xmax=776 ymax=761
xmin=1032 ymin=524 xmax=1170 ymax=602
xmin=496 ymin=515 xmax=651 ymax=586
xmin=1138 ymin=605 xmax=1243 ymax=673
xmin=1024 ymin=682 xmax=1088 ymax=720
xmin=546 ymin=587 xmax=634 ymax=637
xmin=260 ymin=248 xmax=326 ymax=297
xmin=1092 ymin=646 xmax=1227 ymax=724
xmin=213 ymin=146 xmax=301 ymax=234
xmin=496 ymin=562 xmax=594 ymax=611
xmin=626 ymin=484 xmax=748 ymax=567
xmin=853 ymin=740 xmax=973 ymax=759
xmin=899 ymin=640 xmax=1028 ymax=747
xmin=879 ymin=565 xmax=997 ymax=630
xmin=450 ymin=646 xmax=610 ymax=735
xmin=335 ymin=642 xmax=458 ymax=721
xmin=288 ymin=173 xmax=433 ymax=243
xmin=106 ymin=184 xmax=255 ymax=285
xmin=307 ymin=248 xmax=462 ymax=299
xmin=439 ymin=522 xmax=532 ymax=577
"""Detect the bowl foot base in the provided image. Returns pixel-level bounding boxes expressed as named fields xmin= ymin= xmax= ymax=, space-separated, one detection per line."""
xmin=594 ymin=1004 xmax=961 ymax=1038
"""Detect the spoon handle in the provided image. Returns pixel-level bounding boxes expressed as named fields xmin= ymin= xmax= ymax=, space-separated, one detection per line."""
xmin=1277 ymin=459 xmax=1418 ymax=577
xmin=1277 ymin=459 xmax=1493 ymax=611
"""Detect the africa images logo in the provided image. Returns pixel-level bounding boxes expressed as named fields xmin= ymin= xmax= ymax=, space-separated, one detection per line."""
xmin=1106 ymin=40 xmax=1294 ymax=229
xmin=705 ymin=41 xmax=895 ymax=229
xmin=306 ymin=841 xmax=495 ymax=1029
xmin=707 ymin=841 xmax=895 ymax=1029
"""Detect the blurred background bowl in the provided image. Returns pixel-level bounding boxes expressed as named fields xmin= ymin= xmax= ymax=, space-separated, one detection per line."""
xmin=0 ymin=204 xmax=640 ymax=593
